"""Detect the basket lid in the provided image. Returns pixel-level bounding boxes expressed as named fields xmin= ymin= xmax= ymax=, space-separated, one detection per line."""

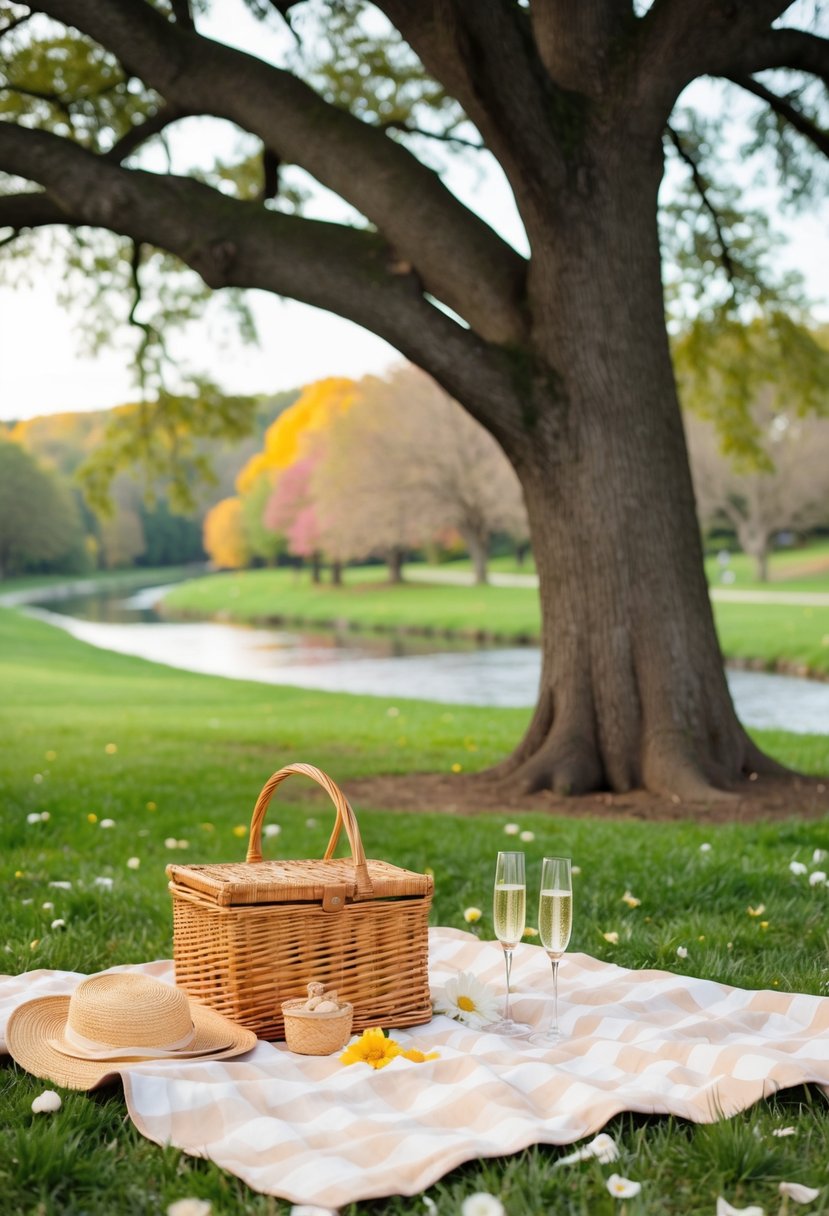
xmin=167 ymin=857 xmax=433 ymax=908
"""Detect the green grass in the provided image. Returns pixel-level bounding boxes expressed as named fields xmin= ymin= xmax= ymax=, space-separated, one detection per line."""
xmin=704 ymin=540 xmax=829 ymax=592
xmin=1 ymin=607 xmax=829 ymax=1214
xmin=0 ymin=564 xmax=200 ymax=599
xmin=163 ymin=566 xmax=829 ymax=676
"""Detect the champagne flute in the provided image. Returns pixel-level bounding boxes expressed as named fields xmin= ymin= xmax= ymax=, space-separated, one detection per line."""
xmin=491 ymin=851 xmax=532 ymax=1036
xmin=530 ymin=856 xmax=572 ymax=1045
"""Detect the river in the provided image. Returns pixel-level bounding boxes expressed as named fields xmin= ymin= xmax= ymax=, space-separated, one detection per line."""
xmin=24 ymin=582 xmax=829 ymax=735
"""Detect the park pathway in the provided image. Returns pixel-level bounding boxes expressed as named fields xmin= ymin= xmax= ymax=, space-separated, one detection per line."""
xmin=406 ymin=565 xmax=829 ymax=606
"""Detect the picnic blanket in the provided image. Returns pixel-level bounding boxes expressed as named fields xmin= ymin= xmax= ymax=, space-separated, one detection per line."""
xmin=3 ymin=926 xmax=829 ymax=1209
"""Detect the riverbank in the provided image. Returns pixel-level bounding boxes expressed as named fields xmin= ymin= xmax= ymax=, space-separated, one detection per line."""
xmin=0 ymin=563 xmax=204 ymax=607
xmin=162 ymin=567 xmax=829 ymax=679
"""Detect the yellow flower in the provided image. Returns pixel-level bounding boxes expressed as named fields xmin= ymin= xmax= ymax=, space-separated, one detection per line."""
xmin=760 ymin=920 xmax=770 ymax=930
xmin=45 ymin=750 xmax=57 ymax=762
xmin=602 ymin=931 xmax=619 ymax=944
xmin=15 ymin=870 xmax=25 ymax=878
xmin=747 ymin=904 xmax=766 ymax=917
xmin=523 ymin=927 xmax=539 ymax=938
xmin=105 ymin=743 xmax=118 ymax=755
xmin=401 ymin=1048 xmax=440 ymax=1063
xmin=30 ymin=939 xmax=40 ymax=950
xmin=340 ymin=1027 xmax=401 ymax=1070
xmin=621 ymin=891 xmax=641 ymax=908
xmin=451 ymin=763 xmax=463 ymax=773
xmin=87 ymin=813 xmax=98 ymax=824
xmin=464 ymin=907 xmax=482 ymax=924
xmin=232 ymin=825 xmax=248 ymax=838
xmin=146 ymin=801 xmax=157 ymax=812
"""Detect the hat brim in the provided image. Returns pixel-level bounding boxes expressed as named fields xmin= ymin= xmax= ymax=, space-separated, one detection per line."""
xmin=7 ymin=993 xmax=257 ymax=1091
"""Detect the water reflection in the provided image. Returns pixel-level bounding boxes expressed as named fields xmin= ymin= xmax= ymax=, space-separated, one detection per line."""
xmin=28 ymin=583 xmax=829 ymax=735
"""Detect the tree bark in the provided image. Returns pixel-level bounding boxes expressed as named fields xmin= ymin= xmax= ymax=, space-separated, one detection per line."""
xmin=331 ymin=560 xmax=343 ymax=586
xmin=310 ymin=551 xmax=322 ymax=584
xmin=387 ymin=548 xmax=404 ymax=584
xmin=463 ymin=530 xmax=489 ymax=586
xmin=482 ymin=143 xmax=766 ymax=800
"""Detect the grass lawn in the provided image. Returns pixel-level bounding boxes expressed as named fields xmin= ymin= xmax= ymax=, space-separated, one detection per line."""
xmin=1 ymin=607 xmax=829 ymax=1215
xmin=163 ymin=566 xmax=829 ymax=677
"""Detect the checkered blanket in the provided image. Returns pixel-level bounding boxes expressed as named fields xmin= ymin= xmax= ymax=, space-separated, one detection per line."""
xmin=3 ymin=927 xmax=829 ymax=1209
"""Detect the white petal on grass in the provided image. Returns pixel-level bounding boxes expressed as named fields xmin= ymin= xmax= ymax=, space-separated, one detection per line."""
xmin=790 ymin=861 xmax=808 ymax=876
xmin=26 ymin=813 xmax=42 ymax=825
xmin=93 ymin=876 xmax=113 ymax=890
xmin=519 ymin=830 xmax=535 ymax=842
xmin=50 ymin=919 xmax=66 ymax=930
xmin=676 ymin=946 xmax=688 ymax=959
xmin=42 ymin=902 xmax=54 ymax=912
xmin=460 ymin=1194 xmax=505 ymax=1216
xmin=606 ymin=1175 xmax=641 ymax=1199
xmin=503 ymin=823 xmax=520 ymax=836
xmin=809 ymin=871 xmax=826 ymax=887
xmin=779 ymin=1182 xmax=820 ymax=1204
xmin=164 ymin=837 xmax=178 ymax=849
xmin=99 ymin=819 xmax=115 ymax=829
xmin=263 ymin=824 xmax=281 ymax=838
xmin=771 ymin=1126 xmax=797 ymax=1137
xmin=127 ymin=857 xmax=141 ymax=870
xmin=167 ymin=1202 xmax=213 ymax=1216
xmin=813 ymin=849 xmax=827 ymax=864
xmin=556 ymin=1133 xmax=620 ymax=1167
xmin=716 ymin=1199 xmax=765 ymax=1216
xmin=31 ymin=1090 xmax=62 ymax=1114
xmin=48 ymin=881 xmax=71 ymax=890
xmin=699 ymin=842 xmax=712 ymax=852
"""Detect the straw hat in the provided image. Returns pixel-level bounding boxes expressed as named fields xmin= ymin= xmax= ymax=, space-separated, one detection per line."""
xmin=7 ymin=972 xmax=257 ymax=1090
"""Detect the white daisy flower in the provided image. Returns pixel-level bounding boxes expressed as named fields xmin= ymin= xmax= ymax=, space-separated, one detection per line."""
xmin=50 ymin=919 xmax=66 ymax=930
xmin=677 ymin=946 xmax=688 ymax=960
xmin=433 ymin=972 xmax=500 ymax=1028
xmin=813 ymin=849 xmax=827 ymax=864
xmin=779 ymin=1182 xmax=820 ymax=1204
xmin=263 ymin=824 xmax=281 ymax=838
xmin=519 ymin=830 xmax=535 ymax=842
xmin=606 ymin=1174 xmax=641 ymax=1199
xmin=699 ymin=842 xmax=712 ymax=852
xmin=463 ymin=907 xmax=482 ymax=924
xmin=790 ymin=861 xmax=808 ymax=876
xmin=127 ymin=857 xmax=141 ymax=870
xmin=93 ymin=876 xmax=113 ymax=890
xmin=771 ymin=1126 xmax=796 ymax=1137
xmin=48 ymin=881 xmax=72 ymax=890
xmin=503 ymin=823 xmax=520 ymax=836
xmin=99 ymin=818 xmax=115 ymax=829
xmin=460 ymin=1194 xmax=505 ymax=1216
xmin=26 ymin=812 xmax=42 ymax=825
xmin=809 ymin=871 xmax=826 ymax=887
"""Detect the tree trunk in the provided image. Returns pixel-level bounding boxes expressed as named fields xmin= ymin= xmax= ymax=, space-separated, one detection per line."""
xmin=331 ymin=560 xmax=343 ymax=586
xmin=485 ymin=146 xmax=775 ymax=800
xmin=464 ymin=530 xmax=489 ymax=585
xmin=310 ymin=551 xmax=322 ymax=584
xmin=754 ymin=547 xmax=770 ymax=583
xmin=387 ymin=547 xmax=404 ymax=584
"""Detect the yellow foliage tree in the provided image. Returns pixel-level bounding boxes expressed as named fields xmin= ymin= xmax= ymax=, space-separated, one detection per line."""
xmin=203 ymin=497 xmax=249 ymax=569
xmin=236 ymin=377 xmax=358 ymax=496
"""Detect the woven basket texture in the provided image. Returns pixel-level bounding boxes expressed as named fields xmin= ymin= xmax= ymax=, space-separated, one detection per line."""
xmin=167 ymin=763 xmax=433 ymax=1040
xmin=281 ymin=999 xmax=354 ymax=1055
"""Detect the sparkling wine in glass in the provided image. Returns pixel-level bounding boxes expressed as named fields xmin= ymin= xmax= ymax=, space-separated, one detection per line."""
xmin=530 ymin=856 xmax=572 ymax=1045
xmin=491 ymin=851 xmax=532 ymax=1037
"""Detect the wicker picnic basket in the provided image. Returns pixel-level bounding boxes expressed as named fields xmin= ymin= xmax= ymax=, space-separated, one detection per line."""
xmin=166 ymin=762 xmax=434 ymax=1041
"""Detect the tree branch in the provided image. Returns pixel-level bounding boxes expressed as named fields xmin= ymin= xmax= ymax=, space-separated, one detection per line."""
xmin=29 ymin=0 xmax=528 ymax=346
xmin=0 ymin=122 xmax=530 ymax=441
xmin=380 ymin=120 xmax=484 ymax=151
xmin=664 ymin=125 xmax=736 ymax=288
xmin=103 ymin=103 xmax=187 ymax=163
xmin=730 ymin=74 xmax=829 ymax=160
xmin=722 ymin=27 xmax=829 ymax=89
xmin=529 ymin=0 xmax=634 ymax=96
xmin=631 ymin=1 xmax=794 ymax=126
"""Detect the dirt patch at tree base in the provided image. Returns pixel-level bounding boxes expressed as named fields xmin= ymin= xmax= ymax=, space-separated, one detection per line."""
xmin=342 ymin=771 xmax=829 ymax=824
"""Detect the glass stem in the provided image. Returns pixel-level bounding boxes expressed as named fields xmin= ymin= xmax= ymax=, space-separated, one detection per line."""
xmin=503 ymin=945 xmax=514 ymax=1023
xmin=551 ymin=958 xmax=560 ymax=1037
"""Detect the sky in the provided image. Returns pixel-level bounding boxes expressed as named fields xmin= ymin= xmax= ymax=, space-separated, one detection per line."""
xmin=0 ymin=2 xmax=827 ymax=422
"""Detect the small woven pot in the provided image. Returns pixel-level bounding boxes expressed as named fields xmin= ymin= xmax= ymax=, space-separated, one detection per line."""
xmin=281 ymin=1000 xmax=354 ymax=1056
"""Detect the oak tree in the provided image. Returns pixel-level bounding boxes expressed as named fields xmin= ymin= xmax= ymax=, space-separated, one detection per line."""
xmin=2 ymin=0 xmax=829 ymax=796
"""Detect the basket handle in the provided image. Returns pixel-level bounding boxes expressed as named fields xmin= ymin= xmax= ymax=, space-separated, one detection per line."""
xmin=246 ymin=762 xmax=374 ymax=899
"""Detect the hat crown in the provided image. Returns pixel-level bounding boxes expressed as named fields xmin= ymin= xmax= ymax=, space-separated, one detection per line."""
xmin=67 ymin=974 xmax=193 ymax=1049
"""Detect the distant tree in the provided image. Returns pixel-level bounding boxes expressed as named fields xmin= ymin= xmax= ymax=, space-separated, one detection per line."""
xmin=375 ymin=366 xmax=528 ymax=584
xmin=96 ymin=475 xmax=146 ymax=569
xmin=264 ymin=454 xmax=326 ymax=583
xmin=0 ymin=438 xmax=87 ymax=578
xmin=139 ymin=500 xmax=204 ymax=567
xmin=241 ymin=474 xmax=284 ymax=568
xmin=686 ymin=407 xmax=829 ymax=581
xmin=203 ymin=497 xmax=249 ymax=570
